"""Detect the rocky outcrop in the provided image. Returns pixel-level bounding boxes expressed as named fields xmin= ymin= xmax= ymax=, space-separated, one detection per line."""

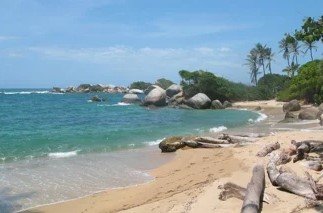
xmin=223 ymin=101 xmax=232 ymax=108
xmin=90 ymin=95 xmax=105 ymax=102
xmin=166 ymin=84 xmax=182 ymax=98
xmin=129 ymin=89 xmax=144 ymax=94
xmin=298 ymin=108 xmax=320 ymax=120
xmin=52 ymin=87 xmax=65 ymax=93
xmin=159 ymin=136 xmax=184 ymax=152
xmin=283 ymin=100 xmax=301 ymax=112
xmin=211 ymin=100 xmax=224 ymax=109
xmin=320 ymin=114 xmax=323 ymax=126
xmin=319 ymin=103 xmax=323 ymax=112
xmin=280 ymin=112 xmax=299 ymax=123
xmin=91 ymin=84 xmax=105 ymax=92
xmin=143 ymin=87 xmax=167 ymax=106
xmin=186 ymin=93 xmax=211 ymax=109
xmin=168 ymin=92 xmax=185 ymax=107
xmin=122 ymin=94 xmax=141 ymax=103
xmin=77 ymin=84 xmax=92 ymax=92
xmin=144 ymin=85 xmax=163 ymax=95
xmin=66 ymin=86 xmax=76 ymax=93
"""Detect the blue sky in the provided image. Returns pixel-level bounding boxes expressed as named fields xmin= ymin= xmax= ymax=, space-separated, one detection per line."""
xmin=0 ymin=0 xmax=322 ymax=88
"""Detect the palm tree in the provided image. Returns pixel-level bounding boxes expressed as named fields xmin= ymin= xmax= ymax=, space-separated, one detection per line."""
xmin=255 ymin=43 xmax=267 ymax=76
xmin=303 ymin=40 xmax=317 ymax=61
xmin=245 ymin=50 xmax=261 ymax=85
xmin=264 ymin=47 xmax=274 ymax=74
xmin=282 ymin=62 xmax=299 ymax=77
xmin=279 ymin=37 xmax=291 ymax=66
xmin=289 ymin=39 xmax=301 ymax=65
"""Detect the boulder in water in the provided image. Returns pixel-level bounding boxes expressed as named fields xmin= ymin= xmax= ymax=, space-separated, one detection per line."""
xmin=52 ymin=87 xmax=65 ymax=93
xmin=223 ymin=101 xmax=232 ymax=108
xmin=211 ymin=100 xmax=224 ymax=109
xmin=66 ymin=86 xmax=76 ymax=93
xmin=186 ymin=93 xmax=211 ymax=109
xmin=129 ymin=89 xmax=144 ymax=94
xmin=91 ymin=95 xmax=105 ymax=102
xmin=159 ymin=136 xmax=184 ymax=152
xmin=122 ymin=93 xmax=141 ymax=103
xmin=143 ymin=87 xmax=167 ymax=107
xmin=283 ymin=100 xmax=301 ymax=112
xmin=166 ymin=84 xmax=182 ymax=98
xmin=144 ymin=85 xmax=163 ymax=95
xmin=77 ymin=84 xmax=92 ymax=92
xmin=298 ymin=108 xmax=320 ymax=120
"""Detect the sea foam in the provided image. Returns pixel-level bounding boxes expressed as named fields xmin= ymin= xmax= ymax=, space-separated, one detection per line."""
xmin=1 ymin=90 xmax=56 ymax=95
xmin=48 ymin=150 xmax=79 ymax=158
xmin=209 ymin=126 xmax=227 ymax=133
xmin=143 ymin=138 xmax=165 ymax=146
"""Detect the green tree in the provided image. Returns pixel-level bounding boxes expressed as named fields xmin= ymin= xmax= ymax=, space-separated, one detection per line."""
xmin=265 ymin=47 xmax=274 ymax=74
xmin=255 ymin=43 xmax=267 ymax=76
xmin=155 ymin=78 xmax=174 ymax=89
xmin=129 ymin=81 xmax=152 ymax=90
xmin=245 ymin=49 xmax=261 ymax=85
xmin=282 ymin=62 xmax=299 ymax=77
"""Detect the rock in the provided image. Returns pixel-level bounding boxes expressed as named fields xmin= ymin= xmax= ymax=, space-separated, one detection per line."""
xmin=298 ymin=108 xmax=320 ymax=120
xmin=283 ymin=100 xmax=301 ymax=112
xmin=280 ymin=112 xmax=299 ymax=123
xmin=159 ymin=136 xmax=184 ymax=152
xmin=91 ymin=84 xmax=105 ymax=92
xmin=166 ymin=84 xmax=182 ymax=97
xmin=319 ymin=103 xmax=323 ymax=112
xmin=211 ymin=100 xmax=224 ymax=109
xmin=223 ymin=101 xmax=232 ymax=108
xmin=177 ymin=104 xmax=193 ymax=110
xmin=52 ymin=87 xmax=65 ymax=93
xmin=168 ymin=92 xmax=184 ymax=107
xmin=143 ymin=87 xmax=167 ymax=107
xmin=320 ymin=114 xmax=323 ymax=126
xmin=66 ymin=86 xmax=76 ymax=93
xmin=76 ymin=84 xmax=92 ymax=92
xmin=91 ymin=95 xmax=104 ymax=102
xmin=144 ymin=85 xmax=163 ymax=95
xmin=186 ymin=93 xmax=211 ymax=109
xmin=122 ymin=94 xmax=141 ymax=103
xmin=129 ymin=89 xmax=144 ymax=94
xmin=254 ymin=106 xmax=262 ymax=111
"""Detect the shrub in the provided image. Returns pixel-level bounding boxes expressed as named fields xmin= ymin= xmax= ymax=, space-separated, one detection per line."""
xmin=129 ymin=81 xmax=152 ymax=90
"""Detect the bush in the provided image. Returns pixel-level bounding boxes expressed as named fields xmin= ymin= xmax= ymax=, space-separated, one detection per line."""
xmin=277 ymin=60 xmax=323 ymax=104
xmin=155 ymin=78 xmax=174 ymax=89
xmin=129 ymin=81 xmax=152 ymax=90
xmin=257 ymin=74 xmax=291 ymax=100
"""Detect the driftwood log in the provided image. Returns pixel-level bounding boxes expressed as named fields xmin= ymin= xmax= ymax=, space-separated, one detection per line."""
xmin=241 ymin=164 xmax=265 ymax=213
xmin=219 ymin=134 xmax=257 ymax=143
xmin=195 ymin=136 xmax=231 ymax=144
xmin=268 ymin=150 xmax=291 ymax=166
xmin=256 ymin=142 xmax=280 ymax=157
xmin=267 ymin=154 xmax=323 ymax=200
xmin=301 ymin=161 xmax=323 ymax=171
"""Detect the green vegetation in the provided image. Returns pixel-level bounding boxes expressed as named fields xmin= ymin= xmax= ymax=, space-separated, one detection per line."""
xmin=155 ymin=78 xmax=174 ymax=89
xmin=129 ymin=81 xmax=152 ymax=90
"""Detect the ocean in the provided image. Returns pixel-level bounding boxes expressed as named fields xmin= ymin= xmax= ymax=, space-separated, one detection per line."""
xmin=0 ymin=89 xmax=263 ymax=212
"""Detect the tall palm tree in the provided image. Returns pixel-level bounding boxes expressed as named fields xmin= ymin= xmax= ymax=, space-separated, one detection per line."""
xmin=265 ymin=47 xmax=274 ymax=74
xmin=255 ymin=43 xmax=267 ymax=76
xmin=303 ymin=40 xmax=317 ymax=61
xmin=245 ymin=50 xmax=261 ymax=85
xmin=279 ymin=37 xmax=291 ymax=66
xmin=282 ymin=62 xmax=299 ymax=77
xmin=289 ymin=39 xmax=301 ymax=65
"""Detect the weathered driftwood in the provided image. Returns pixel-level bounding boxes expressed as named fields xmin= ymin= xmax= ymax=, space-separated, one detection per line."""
xmin=196 ymin=142 xmax=234 ymax=148
xmin=256 ymin=142 xmax=280 ymax=157
xmin=268 ymin=150 xmax=291 ymax=166
xmin=267 ymin=154 xmax=322 ymax=200
xmin=293 ymin=141 xmax=311 ymax=163
xmin=218 ymin=182 xmax=276 ymax=204
xmin=301 ymin=161 xmax=323 ymax=171
xmin=241 ymin=164 xmax=265 ymax=213
xmin=195 ymin=136 xmax=231 ymax=144
xmin=219 ymin=134 xmax=257 ymax=143
xmin=233 ymin=133 xmax=266 ymax=138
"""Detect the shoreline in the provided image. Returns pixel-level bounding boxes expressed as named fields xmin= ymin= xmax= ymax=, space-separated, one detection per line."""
xmin=24 ymin=102 xmax=323 ymax=212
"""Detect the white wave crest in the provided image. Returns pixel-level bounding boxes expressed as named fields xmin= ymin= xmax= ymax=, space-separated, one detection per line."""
xmin=48 ymin=150 xmax=79 ymax=158
xmin=1 ymin=90 xmax=51 ymax=95
xmin=209 ymin=126 xmax=227 ymax=133
xmin=114 ymin=102 xmax=131 ymax=106
xmin=249 ymin=112 xmax=268 ymax=123
xmin=143 ymin=138 xmax=165 ymax=146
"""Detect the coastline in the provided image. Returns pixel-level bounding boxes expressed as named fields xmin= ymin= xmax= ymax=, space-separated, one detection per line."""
xmin=25 ymin=102 xmax=323 ymax=213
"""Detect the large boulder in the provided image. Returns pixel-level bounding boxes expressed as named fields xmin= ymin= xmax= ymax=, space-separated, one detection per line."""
xmin=280 ymin=111 xmax=299 ymax=123
xmin=122 ymin=94 xmax=141 ymax=103
xmin=166 ymin=84 xmax=182 ymax=97
xmin=223 ymin=101 xmax=232 ymax=108
xmin=90 ymin=95 xmax=105 ymax=102
xmin=319 ymin=103 xmax=323 ymax=112
xmin=283 ymin=100 xmax=301 ymax=112
xmin=77 ymin=84 xmax=92 ymax=92
xmin=320 ymin=114 xmax=323 ymax=126
xmin=186 ymin=93 xmax=211 ymax=109
xmin=52 ymin=87 xmax=65 ymax=93
xmin=143 ymin=87 xmax=167 ymax=106
xmin=298 ymin=108 xmax=320 ymax=120
xmin=91 ymin=84 xmax=105 ymax=92
xmin=211 ymin=100 xmax=224 ymax=109
xmin=144 ymin=85 xmax=163 ymax=95
xmin=159 ymin=136 xmax=184 ymax=152
xmin=129 ymin=89 xmax=144 ymax=94
xmin=168 ymin=92 xmax=184 ymax=107
xmin=66 ymin=86 xmax=76 ymax=93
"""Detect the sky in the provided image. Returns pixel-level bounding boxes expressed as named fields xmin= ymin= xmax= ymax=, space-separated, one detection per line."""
xmin=0 ymin=0 xmax=322 ymax=88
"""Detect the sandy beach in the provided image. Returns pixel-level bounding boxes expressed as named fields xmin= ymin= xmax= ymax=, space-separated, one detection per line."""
xmin=26 ymin=101 xmax=323 ymax=213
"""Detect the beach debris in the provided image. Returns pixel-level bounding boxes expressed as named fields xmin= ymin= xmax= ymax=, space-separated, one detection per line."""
xmin=267 ymin=154 xmax=323 ymax=200
xmin=218 ymin=182 xmax=277 ymax=204
xmin=256 ymin=142 xmax=280 ymax=157
xmin=301 ymin=161 xmax=322 ymax=171
xmin=219 ymin=134 xmax=257 ymax=143
xmin=241 ymin=164 xmax=265 ymax=213
xmin=195 ymin=136 xmax=232 ymax=144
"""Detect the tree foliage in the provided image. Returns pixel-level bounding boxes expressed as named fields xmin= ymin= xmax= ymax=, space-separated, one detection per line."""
xmin=155 ymin=78 xmax=174 ymax=89
xmin=129 ymin=81 xmax=152 ymax=90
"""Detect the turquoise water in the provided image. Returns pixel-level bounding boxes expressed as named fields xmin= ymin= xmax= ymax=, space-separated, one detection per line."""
xmin=0 ymin=89 xmax=260 ymax=163
xmin=0 ymin=89 xmax=263 ymax=211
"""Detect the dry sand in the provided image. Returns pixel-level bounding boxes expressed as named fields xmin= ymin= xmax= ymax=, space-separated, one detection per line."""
xmin=26 ymin=102 xmax=323 ymax=213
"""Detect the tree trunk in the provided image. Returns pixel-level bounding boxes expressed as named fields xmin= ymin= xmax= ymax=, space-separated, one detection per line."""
xmin=241 ymin=164 xmax=265 ymax=213
xmin=256 ymin=142 xmax=280 ymax=157
xmin=310 ymin=47 xmax=313 ymax=61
